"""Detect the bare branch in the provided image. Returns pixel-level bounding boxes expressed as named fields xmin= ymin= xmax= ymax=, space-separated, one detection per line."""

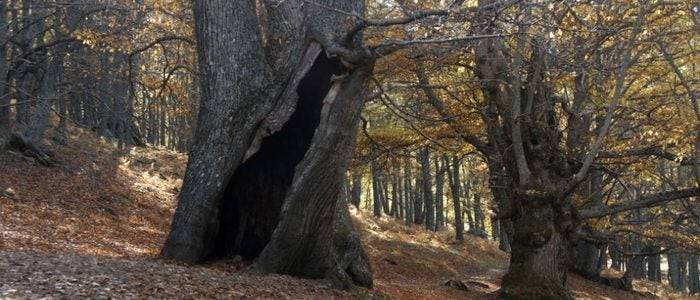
xmin=579 ymin=187 xmax=700 ymax=219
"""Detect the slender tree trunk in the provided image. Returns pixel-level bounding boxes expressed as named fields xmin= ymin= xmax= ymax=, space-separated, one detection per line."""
xmin=434 ymin=158 xmax=444 ymax=230
xmin=371 ymin=160 xmax=383 ymax=217
xmin=404 ymin=158 xmax=414 ymax=224
xmin=474 ymin=193 xmax=485 ymax=232
xmin=390 ymin=160 xmax=399 ymax=217
xmin=668 ymin=252 xmax=687 ymax=292
xmin=0 ymin=0 xmax=9 ymax=148
xmin=598 ymin=245 xmax=608 ymax=271
xmin=351 ymin=170 xmax=362 ymax=208
xmin=381 ymin=170 xmax=390 ymax=214
xmin=491 ymin=216 xmax=500 ymax=241
xmin=690 ymin=254 xmax=699 ymax=295
xmin=445 ymin=155 xmax=463 ymax=241
xmin=395 ymin=161 xmax=403 ymax=219
xmin=646 ymin=247 xmax=661 ymax=282
xmin=611 ymin=246 xmax=622 ymax=271
xmin=412 ymin=153 xmax=424 ymax=225
xmin=419 ymin=147 xmax=434 ymax=230
xmin=463 ymin=169 xmax=475 ymax=230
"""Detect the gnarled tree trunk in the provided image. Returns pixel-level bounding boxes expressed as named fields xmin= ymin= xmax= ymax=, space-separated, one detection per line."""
xmin=499 ymin=194 xmax=572 ymax=299
xmin=161 ymin=0 xmax=374 ymax=288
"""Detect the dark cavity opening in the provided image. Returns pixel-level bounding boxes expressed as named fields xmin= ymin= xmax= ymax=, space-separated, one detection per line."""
xmin=211 ymin=53 xmax=346 ymax=260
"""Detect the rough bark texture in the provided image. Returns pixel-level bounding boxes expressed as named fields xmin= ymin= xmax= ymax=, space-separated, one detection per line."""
xmin=255 ymin=62 xmax=374 ymax=284
xmin=161 ymin=0 xmax=373 ymax=288
xmin=162 ymin=0 xmax=281 ymax=263
xmin=0 ymin=0 xmax=8 ymax=147
xmin=500 ymin=195 xmax=572 ymax=299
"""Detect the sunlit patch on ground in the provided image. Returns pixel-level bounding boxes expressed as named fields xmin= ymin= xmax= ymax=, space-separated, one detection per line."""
xmin=0 ymin=124 xmax=674 ymax=299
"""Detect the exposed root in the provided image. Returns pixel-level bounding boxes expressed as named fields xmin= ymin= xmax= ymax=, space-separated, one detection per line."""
xmin=4 ymin=132 xmax=55 ymax=166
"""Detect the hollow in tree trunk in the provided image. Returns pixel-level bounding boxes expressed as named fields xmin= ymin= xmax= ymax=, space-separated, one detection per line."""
xmin=161 ymin=0 xmax=374 ymax=288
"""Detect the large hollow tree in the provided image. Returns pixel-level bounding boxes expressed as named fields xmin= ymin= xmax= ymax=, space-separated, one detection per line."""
xmin=161 ymin=0 xmax=376 ymax=288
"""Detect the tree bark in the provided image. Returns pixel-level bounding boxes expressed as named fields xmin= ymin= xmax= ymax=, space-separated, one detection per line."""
xmin=0 ymin=0 xmax=8 ymax=149
xmin=668 ymin=252 xmax=687 ymax=293
xmin=445 ymin=155 xmax=464 ymax=241
xmin=161 ymin=0 xmax=374 ymax=288
xmin=499 ymin=219 xmax=512 ymax=253
xmin=419 ymin=147 xmax=435 ymax=231
xmin=390 ymin=159 xmax=399 ymax=217
xmin=404 ymin=158 xmax=414 ymax=224
xmin=690 ymin=254 xmax=699 ymax=295
xmin=473 ymin=193 xmax=485 ymax=233
xmin=573 ymin=225 xmax=600 ymax=280
xmin=646 ymin=247 xmax=661 ymax=282
xmin=500 ymin=196 xmax=571 ymax=299
xmin=350 ymin=170 xmax=362 ymax=208
xmin=371 ymin=160 xmax=383 ymax=217
xmin=434 ymin=158 xmax=445 ymax=230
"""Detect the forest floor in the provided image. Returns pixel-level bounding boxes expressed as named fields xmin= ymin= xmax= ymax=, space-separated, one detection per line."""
xmin=0 ymin=125 xmax=687 ymax=299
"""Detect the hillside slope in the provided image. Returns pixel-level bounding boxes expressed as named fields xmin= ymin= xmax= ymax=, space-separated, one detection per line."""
xmin=0 ymin=126 xmax=662 ymax=299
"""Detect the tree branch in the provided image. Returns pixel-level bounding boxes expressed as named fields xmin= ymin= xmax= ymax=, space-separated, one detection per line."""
xmin=599 ymin=146 xmax=692 ymax=164
xmin=579 ymin=187 xmax=700 ymax=219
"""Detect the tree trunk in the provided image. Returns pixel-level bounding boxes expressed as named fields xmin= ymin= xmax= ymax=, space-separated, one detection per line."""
xmin=255 ymin=61 xmax=374 ymax=285
xmin=645 ymin=247 xmax=661 ymax=282
xmin=598 ymin=244 xmax=608 ymax=271
xmin=394 ymin=160 xmax=403 ymax=219
xmin=371 ymin=160 xmax=383 ymax=217
xmin=390 ymin=159 xmax=399 ymax=217
xmin=419 ymin=147 xmax=434 ymax=230
xmin=473 ymin=193 xmax=485 ymax=232
xmin=381 ymin=169 xmax=390 ymax=214
xmin=404 ymin=158 xmax=414 ymax=224
xmin=690 ymin=254 xmax=699 ymax=295
xmin=434 ymin=158 xmax=445 ymax=230
xmin=499 ymin=219 xmax=512 ymax=253
xmin=462 ymin=168 xmax=476 ymax=230
xmin=573 ymin=226 xmax=600 ymax=280
xmin=491 ymin=216 xmax=500 ymax=241
xmin=0 ymin=0 xmax=8 ymax=149
xmin=413 ymin=154 xmax=424 ymax=225
xmin=445 ymin=155 xmax=463 ymax=241
xmin=340 ymin=174 xmax=350 ymax=204
xmin=500 ymin=196 xmax=571 ymax=299
xmin=610 ymin=246 xmax=622 ymax=271
xmin=668 ymin=252 xmax=687 ymax=293
xmin=350 ymin=170 xmax=362 ymax=208
xmin=161 ymin=0 xmax=373 ymax=288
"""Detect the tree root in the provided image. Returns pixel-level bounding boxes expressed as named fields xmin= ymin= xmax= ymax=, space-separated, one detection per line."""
xmin=3 ymin=132 xmax=55 ymax=166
